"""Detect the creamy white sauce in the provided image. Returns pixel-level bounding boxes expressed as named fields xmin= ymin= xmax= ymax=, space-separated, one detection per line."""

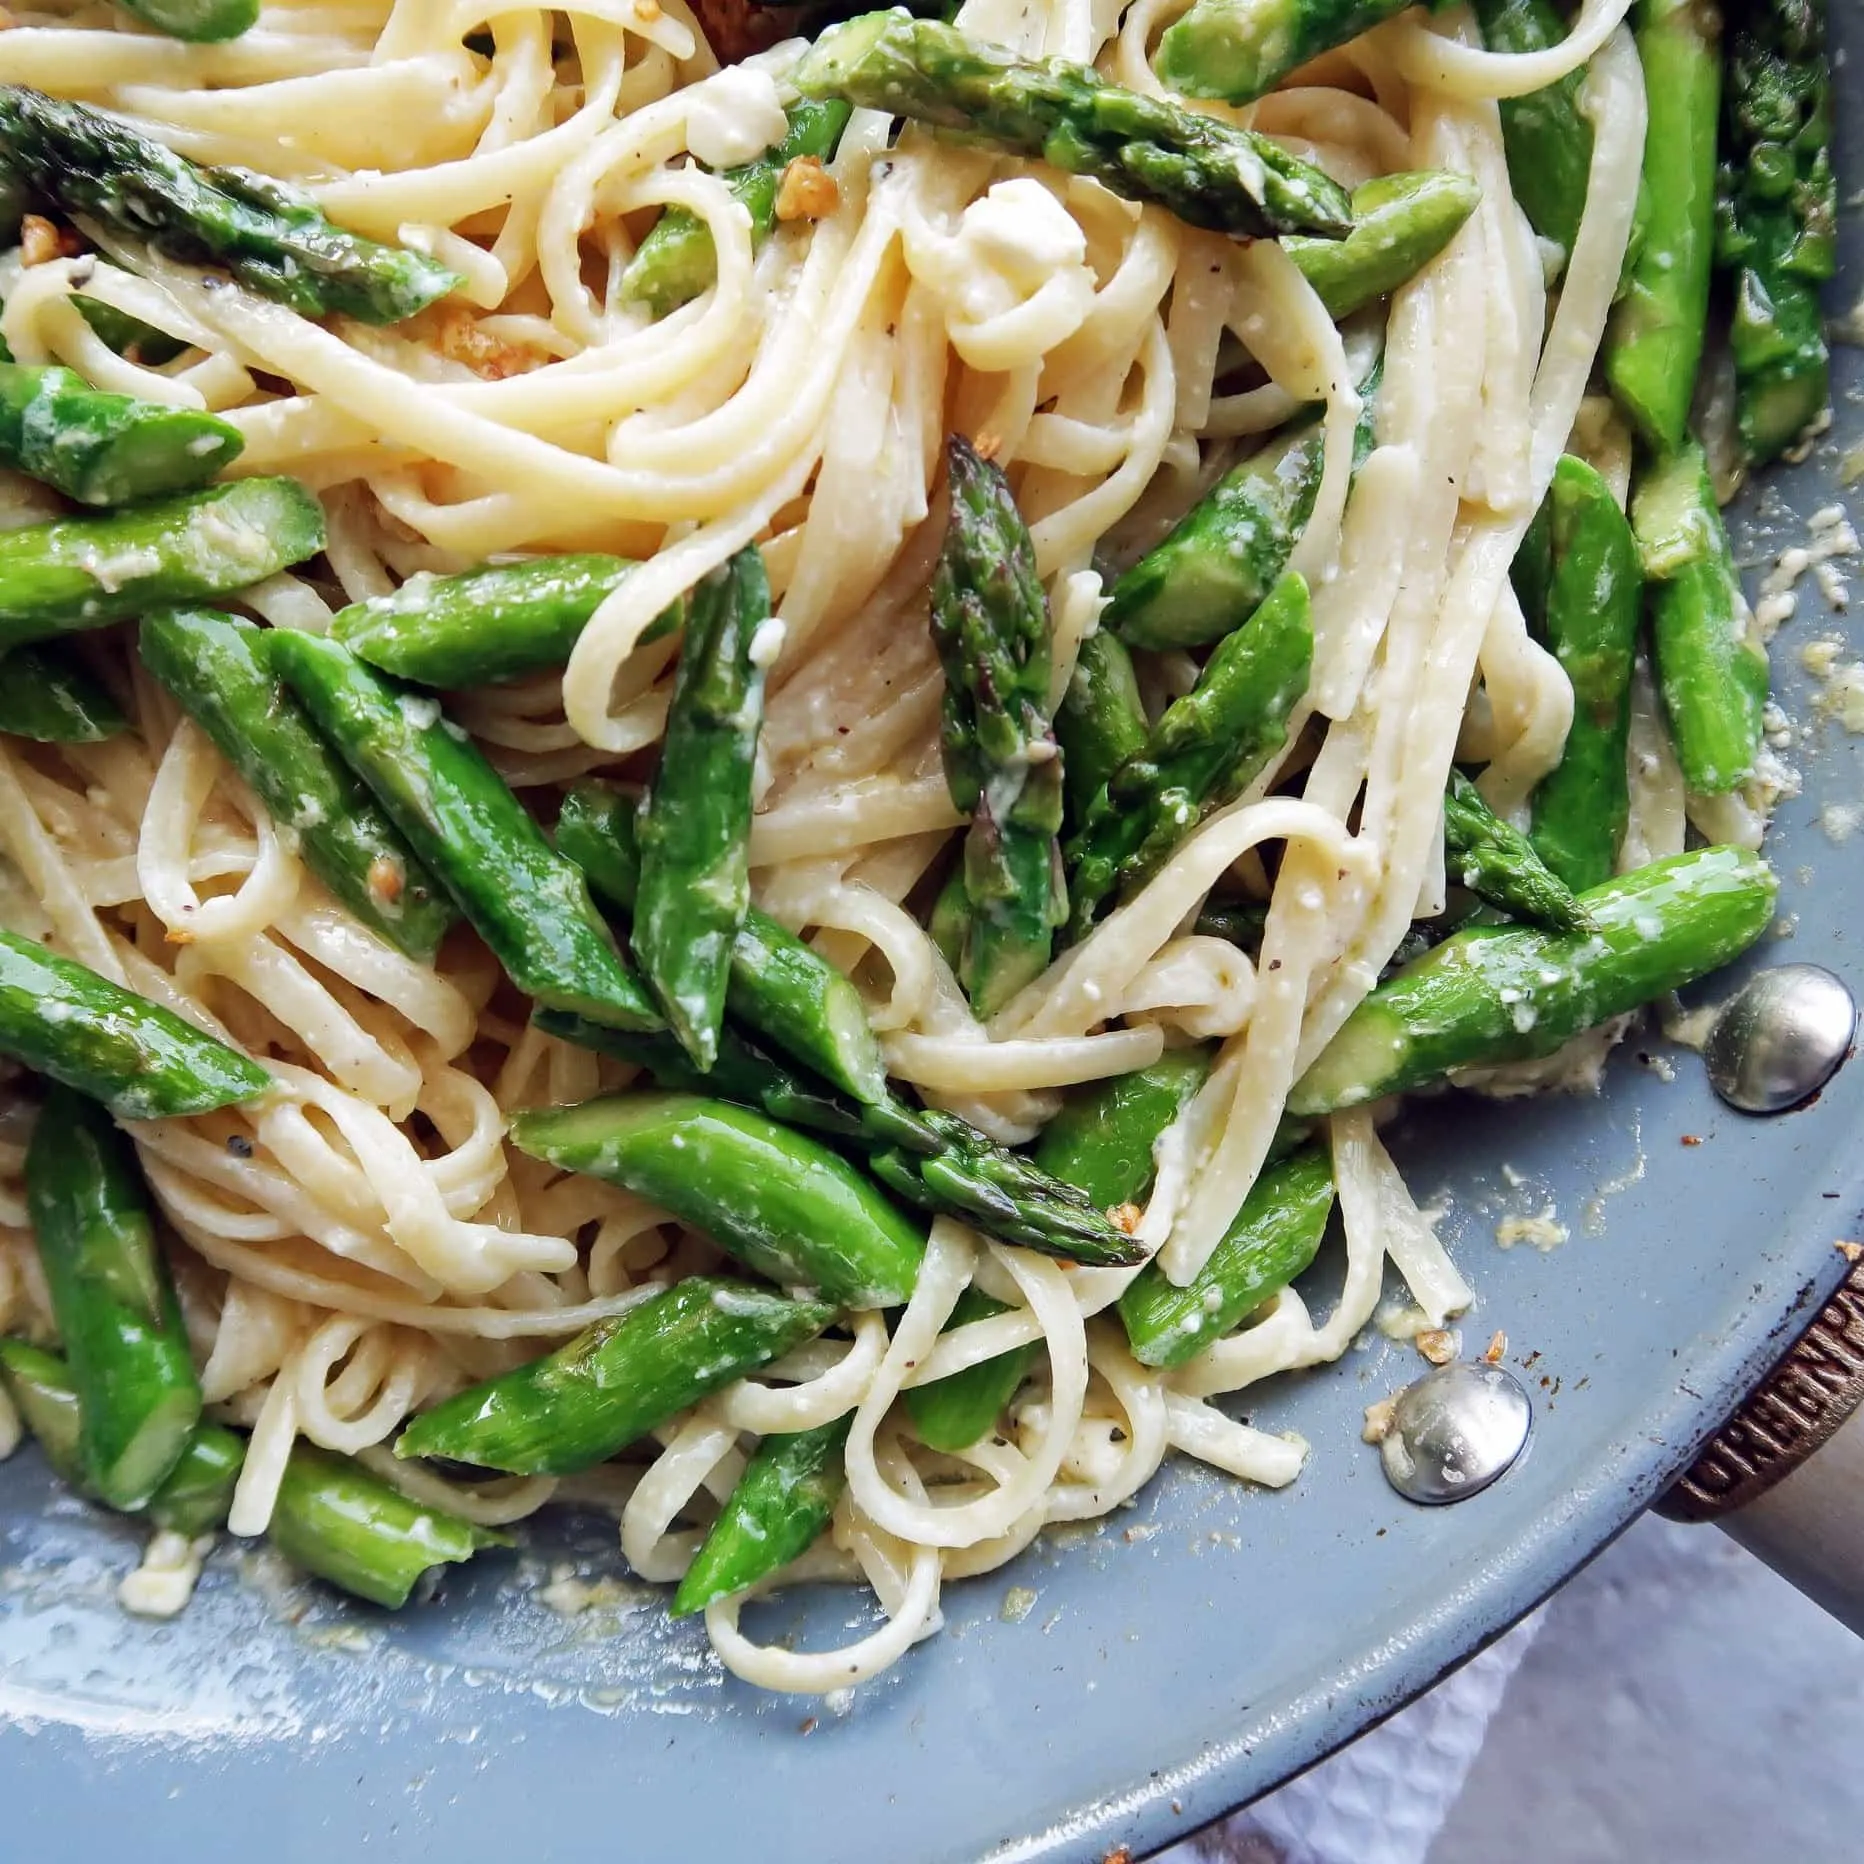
xmin=684 ymin=66 xmax=789 ymax=169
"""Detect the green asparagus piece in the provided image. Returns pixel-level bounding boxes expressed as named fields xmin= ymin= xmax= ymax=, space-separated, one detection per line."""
xmin=533 ymin=1011 xmax=868 ymax=1142
xmin=397 ymin=1276 xmax=837 ymax=1476
xmin=535 ymin=1010 xmax=1145 ymax=1266
xmin=556 ymin=779 xmax=889 ymax=1106
xmin=1066 ymin=572 xmax=1312 ymax=941
xmin=671 ymin=1415 xmax=851 ymax=1615
xmin=1282 ymin=170 xmax=1481 ymax=318
xmin=1290 ymin=845 xmax=1778 ymax=1114
xmin=265 ymin=630 xmax=659 ymax=1029
xmin=1193 ymin=898 xmax=1269 ymax=951
xmin=1442 ymin=768 xmax=1590 ymax=934
xmin=26 ymin=1085 xmax=201 ymax=1511
xmin=74 ymin=296 xmax=188 ymax=367
xmin=1715 ymin=0 xmax=1836 ymax=465
xmin=0 ymin=1339 xmax=242 ymax=1529
xmin=0 ymin=1338 xmax=89 ymax=1489
xmin=791 ymin=11 xmax=1353 ymax=238
xmin=1631 ymin=440 xmax=1767 ymax=794
xmin=1474 ymin=0 xmax=1606 ymax=274
xmin=118 ymin=0 xmax=259 ymax=42
xmin=1106 ymin=418 xmax=1322 ymax=652
xmin=1032 ymin=1046 xmax=1212 ymax=1209
xmin=633 ymin=547 xmax=771 ymax=1070
xmin=1523 ymin=457 xmax=1642 ymax=892
xmin=0 ymin=643 xmax=125 ymax=743
xmin=147 ymin=1423 xmax=246 ymax=1536
xmin=1603 ymin=0 xmax=1721 ymax=451
xmin=0 ymin=362 xmax=242 ymax=507
xmin=621 ymin=100 xmax=854 ymax=317
xmin=926 ymin=860 xmax=972 ymax=976
xmin=269 ymin=1442 xmax=507 ymax=1608
xmin=1054 ymin=630 xmax=1148 ymax=834
xmin=933 ymin=436 xmax=1066 ymax=1018
xmin=1155 ymin=0 xmax=1411 ymax=104
xmin=0 ymin=928 xmax=271 ymax=1119
xmin=0 ymin=87 xmax=459 ymax=325
xmin=0 ymin=477 xmax=325 ymax=653
xmin=140 ymin=609 xmax=456 ymax=963
xmin=513 ymin=1093 xmax=925 ymax=1308
xmin=901 ymin=1286 xmax=1036 ymax=1454
xmin=329 ymin=556 xmax=641 ymax=689
xmin=1118 ymin=1145 xmax=1333 ymax=1368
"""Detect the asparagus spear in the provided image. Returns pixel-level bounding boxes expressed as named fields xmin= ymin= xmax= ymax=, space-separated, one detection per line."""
xmin=26 ymin=1085 xmax=202 ymax=1511
xmin=1032 ymin=1046 xmax=1212 ymax=1209
xmin=1631 ymin=440 xmax=1767 ymax=795
xmin=671 ymin=1415 xmax=851 ymax=1615
xmin=396 ymin=1277 xmax=837 ymax=1475
xmin=556 ymin=779 xmax=889 ymax=1106
xmin=74 ymin=297 xmax=188 ymax=367
xmin=1106 ymin=417 xmax=1323 ymax=652
xmin=1522 ymin=457 xmax=1643 ymax=892
xmin=0 ymin=87 xmax=460 ymax=325
xmin=533 ymin=1012 xmax=1144 ymax=1265
xmin=0 ymin=643 xmax=126 ymax=743
xmin=901 ymin=1285 xmax=1036 ymax=1453
xmin=1066 ymin=572 xmax=1312 ymax=941
xmin=1472 ymin=0 xmax=1641 ymax=278
xmin=1442 ymin=769 xmax=1591 ymax=933
xmin=3 ymin=1345 xmax=244 ymax=1528
xmin=121 ymin=0 xmax=259 ymax=42
xmin=1604 ymin=0 xmax=1721 ymax=451
xmin=0 ymin=1337 xmax=89 ymax=1489
xmin=633 ymin=547 xmax=771 ymax=1069
xmin=791 ymin=12 xmax=1353 ymax=238
xmin=1290 ymin=845 xmax=1778 ymax=1114
xmin=1193 ymin=899 xmax=1269 ymax=951
xmin=329 ymin=556 xmax=641 ymax=689
xmin=621 ymin=100 xmax=854 ymax=318
xmin=1054 ymin=631 xmax=1148 ymax=834
xmin=933 ymin=436 xmax=1067 ymax=1018
xmin=1282 ymin=170 xmax=1481 ymax=319
xmin=147 ymin=1423 xmax=246 ymax=1536
xmin=0 ymin=478 xmax=325 ymax=653
xmin=1155 ymin=0 xmax=1411 ymax=104
xmin=1715 ymin=0 xmax=1836 ymax=465
xmin=0 ymin=362 xmax=242 ymax=507
xmin=0 ymin=928 xmax=271 ymax=1119
xmin=926 ymin=861 xmax=972 ymax=977
xmin=140 ymin=609 xmax=456 ymax=963
xmin=513 ymin=1093 xmax=925 ymax=1307
xmin=1119 ymin=1145 xmax=1334 ymax=1368
xmin=265 ymin=630 xmax=660 ymax=1029
xmin=269 ymin=1442 xmax=507 ymax=1608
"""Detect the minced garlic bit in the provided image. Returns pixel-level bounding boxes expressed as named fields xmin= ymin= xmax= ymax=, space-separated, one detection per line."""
xmin=632 ymin=0 xmax=660 ymax=18
xmin=775 ymin=156 xmax=840 ymax=224
xmin=1361 ymin=1395 xmax=1399 ymax=1444
xmin=367 ymin=853 xmax=405 ymax=905
xmin=1415 ymin=1328 xmax=1457 ymax=1366
xmin=119 ymin=1528 xmax=213 ymax=1619
xmin=1109 ymin=1201 xmax=1142 ymax=1235
xmin=1484 ymin=1330 xmax=1507 ymax=1365
xmin=1496 ymin=1207 xmax=1568 ymax=1252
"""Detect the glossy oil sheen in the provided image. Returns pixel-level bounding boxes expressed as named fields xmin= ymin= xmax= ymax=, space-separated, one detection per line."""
xmin=1 ymin=38 xmax=1862 ymax=1864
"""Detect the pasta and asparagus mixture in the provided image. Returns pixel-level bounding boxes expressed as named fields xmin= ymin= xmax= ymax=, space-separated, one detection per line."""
xmin=0 ymin=0 xmax=1830 ymax=1688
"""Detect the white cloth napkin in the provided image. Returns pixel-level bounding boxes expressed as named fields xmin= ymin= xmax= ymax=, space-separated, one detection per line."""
xmin=1157 ymin=1607 xmax=1547 ymax=1864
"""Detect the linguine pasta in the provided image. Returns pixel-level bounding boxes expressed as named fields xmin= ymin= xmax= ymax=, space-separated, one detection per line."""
xmin=0 ymin=0 xmax=1663 ymax=1690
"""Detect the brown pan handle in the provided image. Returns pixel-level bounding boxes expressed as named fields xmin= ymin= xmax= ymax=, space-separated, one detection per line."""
xmin=1657 ymin=1258 xmax=1864 ymax=1634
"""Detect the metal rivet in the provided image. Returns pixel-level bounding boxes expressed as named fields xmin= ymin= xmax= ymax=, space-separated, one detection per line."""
xmin=1704 ymin=963 xmax=1856 ymax=1116
xmin=1379 ymin=1361 xmax=1533 ymax=1506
